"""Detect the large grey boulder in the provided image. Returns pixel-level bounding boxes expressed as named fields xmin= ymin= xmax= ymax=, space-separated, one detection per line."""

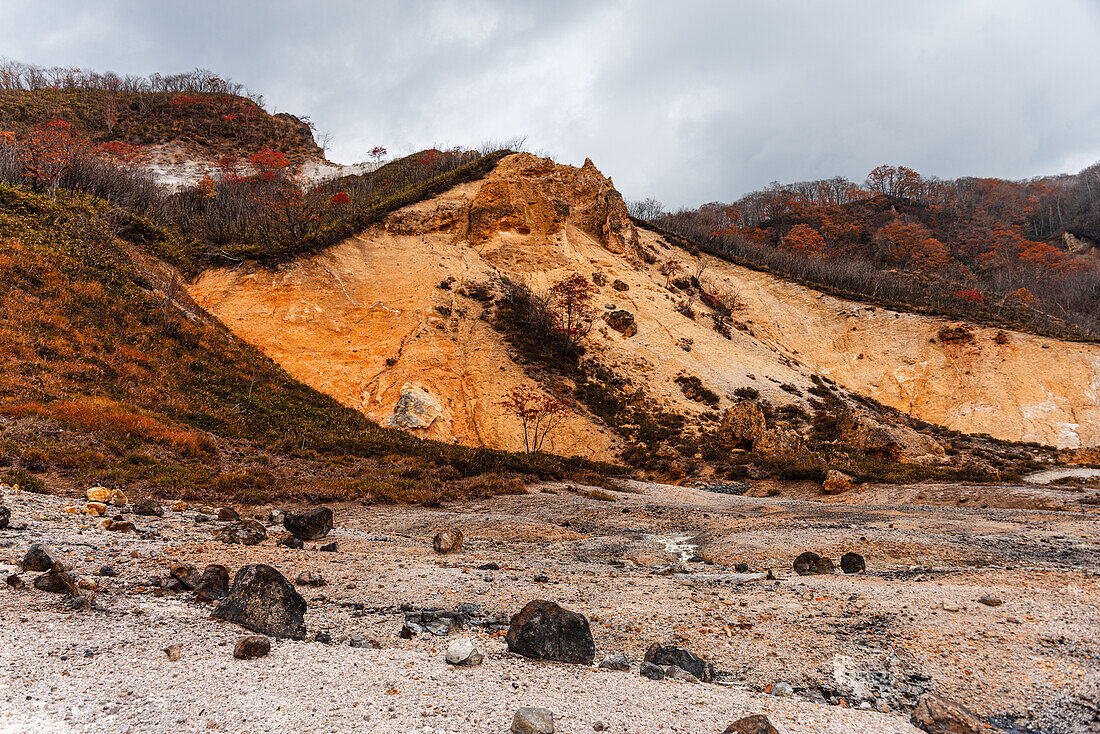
xmin=283 ymin=507 xmax=333 ymax=541
xmin=388 ymin=383 xmax=443 ymax=429
xmin=212 ymin=564 xmax=306 ymax=639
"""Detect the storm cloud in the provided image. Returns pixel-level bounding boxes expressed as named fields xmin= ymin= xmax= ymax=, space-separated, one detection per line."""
xmin=3 ymin=0 xmax=1099 ymax=207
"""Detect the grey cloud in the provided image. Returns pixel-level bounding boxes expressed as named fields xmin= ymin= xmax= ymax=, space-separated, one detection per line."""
xmin=2 ymin=0 xmax=1099 ymax=207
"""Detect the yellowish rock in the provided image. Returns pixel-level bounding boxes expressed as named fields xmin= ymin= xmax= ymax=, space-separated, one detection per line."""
xmin=63 ymin=504 xmax=79 ymax=514
xmin=83 ymin=502 xmax=107 ymax=516
xmin=86 ymin=486 xmax=111 ymax=503
xmin=171 ymin=499 xmax=186 ymax=512
xmin=107 ymin=489 xmax=128 ymax=507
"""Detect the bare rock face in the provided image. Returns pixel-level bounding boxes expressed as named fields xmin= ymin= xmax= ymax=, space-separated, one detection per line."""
xmin=467 ymin=153 xmax=638 ymax=256
xmin=643 ymin=643 xmax=714 ymax=683
xmin=603 ymin=309 xmax=637 ymax=337
xmin=283 ymin=507 xmax=333 ymax=541
xmin=388 ymin=383 xmax=443 ymax=429
xmin=723 ymin=715 xmax=780 ymax=734
xmin=506 ymin=600 xmax=595 ymax=664
xmin=212 ymin=564 xmax=307 ymax=639
xmin=822 ymin=469 xmax=853 ymax=495
xmin=838 ymin=410 xmax=945 ymax=465
xmin=432 ymin=528 xmax=464 ymax=554
xmin=752 ymin=428 xmax=810 ymax=458
xmin=385 ymin=198 xmax=469 ymax=237
xmin=719 ymin=401 xmax=767 ymax=450
xmin=911 ymin=693 xmax=991 ymax=733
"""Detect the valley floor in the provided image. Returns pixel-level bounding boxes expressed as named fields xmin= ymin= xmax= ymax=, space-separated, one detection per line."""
xmin=0 ymin=479 xmax=1097 ymax=733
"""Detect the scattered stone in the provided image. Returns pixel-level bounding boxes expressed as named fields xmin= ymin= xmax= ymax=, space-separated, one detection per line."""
xmin=840 ymin=552 xmax=866 ymax=574
xmin=97 ymin=565 xmax=117 ymax=577
xmin=164 ymin=644 xmax=182 ymax=661
xmin=445 ymin=636 xmax=484 ymax=666
xmin=194 ymin=514 xmax=211 ymax=524
xmin=639 ymin=661 xmax=665 ymax=680
xmin=5 ymin=573 xmax=24 ymax=589
xmin=734 ymin=562 xmax=750 ymax=573
xmin=433 ymin=528 xmax=464 ymax=554
xmin=978 ymin=595 xmax=1003 ymax=607
xmin=643 ymin=643 xmax=714 ymax=683
xmin=34 ymin=566 xmax=77 ymax=594
xmin=533 ymin=574 xmax=550 ymax=583
xmin=723 ymin=715 xmax=780 ymax=734
xmin=212 ymin=564 xmax=307 ymax=639
xmin=320 ymin=542 xmax=337 ymax=552
xmin=134 ymin=499 xmax=164 ymax=517
xmin=214 ymin=519 xmax=267 ymax=546
xmin=477 ymin=562 xmax=500 ymax=571
xmin=83 ymin=502 xmax=106 ymax=516
xmin=822 ymin=469 xmax=853 ymax=495
xmin=295 ymin=570 xmax=326 ymax=587
xmin=506 ymin=600 xmax=595 ymax=664
xmin=170 ymin=500 xmax=186 ymax=512
xmin=22 ymin=543 xmax=59 ymax=572
xmin=107 ymin=489 xmax=128 ymax=507
xmin=770 ymin=681 xmax=794 ymax=697
xmin=793 ymin=551 xmax=834 ymax=575
xmin=593 ymin=721 xmax=606 ymax=732
xmin=942 ymin=599 xmax=961 ymax=612
xmin=278 ymin=536 xmax=304 ymax=549
xmin=911 ymin=693 xmax=990 ymax=734
xmin=169 ymin=563 xmax=201 ymax=590
xmin=598 ymin=653 xmax=631 ymax=671
xmin=664 ymin=665 xmax=699 ymax=682
xmin=603 ymin=309 xmax=637 ymax=337
xmin=268 ymin=509 xmax=285 ymax=525
xmin=233 ymin=635 xmax=272 ymax=660
xmin=611 ymin=279 xmax=629 ymax=292
xmin=86 ymin=487 xmax=110 ymax=503
xmin=283 ymin=507 xmax=334 ymax=541
xmin=217 ymin=507 xmax=240 ymax=521
xmin=104 ymin=519 xmax=137 ymax=533
xmin=512 ymin=707 xmax=554 ymax=734
xmin=0 ymin=504 xmax=10 ymax=529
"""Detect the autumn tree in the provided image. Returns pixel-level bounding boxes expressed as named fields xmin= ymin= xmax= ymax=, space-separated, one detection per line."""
xmin=547 ymin=273 xmax=597 ymax=355
xmin=779 ymin=223 xmax=825 ymax=256
xmin=658 ymin=257 xmax=685 ymax=287
xmin=500 ymin=386 xmax=570 ymax=453
xmin=866 ymin=164 xmax=925 ymax=200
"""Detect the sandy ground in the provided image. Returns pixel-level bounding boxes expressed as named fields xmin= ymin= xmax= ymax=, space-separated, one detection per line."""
xmin=1 ymin=479 xmax=1097 ymax=734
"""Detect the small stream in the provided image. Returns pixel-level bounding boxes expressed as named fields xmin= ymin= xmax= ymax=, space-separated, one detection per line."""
xmin=648 ymin=533 xmax=698 ymax=563
xmin=1022 ymin=468 xmax=1100 ymax=484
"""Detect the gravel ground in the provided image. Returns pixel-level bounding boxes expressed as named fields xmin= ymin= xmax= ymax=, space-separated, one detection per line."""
xmin=1 ymin=479 xmax=1097 ymax=733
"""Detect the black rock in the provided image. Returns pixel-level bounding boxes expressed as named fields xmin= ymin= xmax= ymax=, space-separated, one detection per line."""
xmin=97 ymin=565 xmax=118 ymax=577
xmin=793 ymin=551 xmax=834 ymax=575
xmin=533 ymin=574 xmax=550 ymax=583
xmin=478 ymin=562 xmax=500 ymax=571
xmin=233 ymin=635 xmax=271 ymax=660
xmin=134 ymin=499 xmax=164 ymax=517
xmin=194 ymin=514 xmax=211 ymax=523
xmin=23 ymin=543 xmax=59 ymax=572
xmin=212 ymin=564 xmax=306 ymax=639
xmin=319 ymin=542 xmax=337 ymax=552
xmin=734 ymin=562 xmax=750 ymax=573
xmin=639 ymin=661 xmax=665 ymax=680
xmin=170 ymin=563 xmax=202 ymax=590
xmin=278 ymin=536 xmax=304 ymax=550
xmin=283 ymin=507 xmax=333 ymax=541
xmin=723 ymin=715 xmax=780 ymax=734
xmin=214 ymin=519 xmax=267 ymax=546
xmin=34 ymin=568 xmax=77 ymax=594
xmin=506 ymin=600 xmax=595 ymax=664
xmin=0 ymin=504 xmax=10 ymax=529
xmin=643 ymin=643 xmax=714 ymax=683
xmin=840 ymin=552 xmax=866 ymax=574
xmin=598 ymin=653 xmax=631 ymax=671
xmin=217 ymin=507 xmax=240 ymax=522
xmin=193 ymin=564 xmax=230 ymax=603
xmin=5 ymin=573 xmax=24 ymax=589
xmin=314 ymin=631 xmax=333 ymax=644
xmin=295 ymin=570 xmax=326 ymax=587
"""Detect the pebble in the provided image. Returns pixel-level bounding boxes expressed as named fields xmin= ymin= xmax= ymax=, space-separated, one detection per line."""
xmin=512 ymin=707 xmax=554 ymax=734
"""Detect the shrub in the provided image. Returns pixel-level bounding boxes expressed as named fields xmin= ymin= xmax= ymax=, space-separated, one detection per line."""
xmin=2 ymin=468 xmax=45 ymax=493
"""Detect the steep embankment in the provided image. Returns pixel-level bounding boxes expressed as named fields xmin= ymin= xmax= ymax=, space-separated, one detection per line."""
xmin=191 ymin=153 xmax=1100 ymax=456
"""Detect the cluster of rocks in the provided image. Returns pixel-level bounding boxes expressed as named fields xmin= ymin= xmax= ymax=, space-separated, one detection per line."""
xmin=794 ymin=550 xmax=865 ymax=575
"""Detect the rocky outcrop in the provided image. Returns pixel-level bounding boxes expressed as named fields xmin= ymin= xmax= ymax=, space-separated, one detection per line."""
xmin=719 ymin=401 xmax=767 ymax=450
xmin=388 ymin=383 xmax=443 ymax=429
xmin=911 ymin=693 xmax=991 ymax=733
xmin=837 ymin=410 xmax=945 ymax=465
xmin=822 ymin=469 xmax=853 ymax=495
xmin=603 ymin=309 xmax=637 ymax=337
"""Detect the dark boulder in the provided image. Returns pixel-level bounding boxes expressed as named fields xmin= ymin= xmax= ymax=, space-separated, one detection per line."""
xmin=0 ymin=504 xmax=10 ymax=529
xmin=643 ymin=643 xmax=714 ymax=683
xmin=34 ymin=565 xmax=77 ymax=594
xmin=911 ymin=693 xmax=991 ymax=734
xmin=23 ymin=543 xmax=59 ymax=572
xmin=793 ymin=551 xmax=834 ymax=575
xmin=193 ymin=564 xmax=230 ymax=603
xmin=433 ymin=528 xmax=464 ymax=554
xmin=639 ymin=661 xmax=665 ymax=680
xmin=840 ymin=552 xmax=866 ymax=574
xmin=134 ymin=499 xmax=164 ymax=517
xmin=214 ymin=519 xmax=267 ymax=545
xmin=233 ymin=635 xmax=272 ymax=660
xmin=170 ymin=563 xmax=202 ymax=590
xmin=277 ymin=535 xmax=304 ymax=549
xmin=283 ymin=507 xmax=333 ymax=541
xmin=723 ymin=715 xmax=780 ymax=734
xmin=212 ymin=564 xmax=306 ymax=639
xmin=604 ymin=309 xmax=637 ymax=337
xmin=217 ymin=507 xmax=240 ymax=522
xmin=506 ymin=600 xmax=595 ymax=664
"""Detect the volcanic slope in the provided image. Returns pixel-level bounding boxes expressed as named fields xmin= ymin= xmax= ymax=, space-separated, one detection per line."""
xmin=190 ymin=153 xmax=1100 ymax=458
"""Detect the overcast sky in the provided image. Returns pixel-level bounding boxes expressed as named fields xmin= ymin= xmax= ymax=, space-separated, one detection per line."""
xmin=3 ymin=0 xmax=1100 ymax=207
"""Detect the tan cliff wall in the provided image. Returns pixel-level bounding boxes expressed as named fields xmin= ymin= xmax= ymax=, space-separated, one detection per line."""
xmin=189 ymin=153 xmax=1100 ymax=453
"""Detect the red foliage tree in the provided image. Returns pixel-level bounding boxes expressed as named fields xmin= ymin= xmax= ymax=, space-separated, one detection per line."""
xmin=779 ymin=223 xmax=825 ymax=256
xmin=500 ymin=386 xmax=570 ymax=453
xmin=547 ymin=273 xmax=597 ymax=354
